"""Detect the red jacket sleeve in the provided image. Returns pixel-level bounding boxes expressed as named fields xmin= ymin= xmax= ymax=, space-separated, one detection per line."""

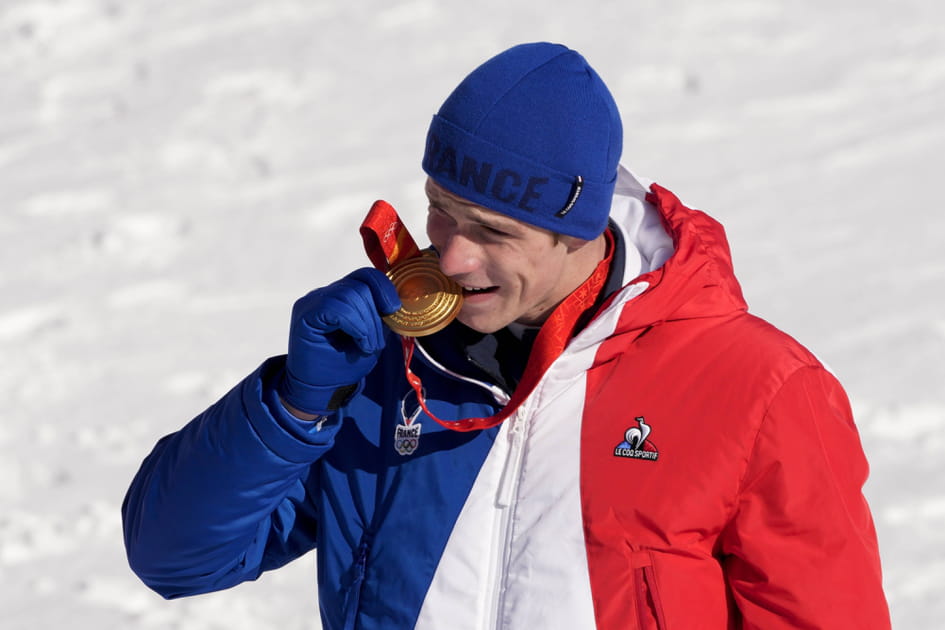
xmin=720 ymin=365 xmax=891 ymax=629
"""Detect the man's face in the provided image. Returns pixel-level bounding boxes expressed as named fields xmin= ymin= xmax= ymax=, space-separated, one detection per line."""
xmin=425 ymin=178 xmax=591 ymax=334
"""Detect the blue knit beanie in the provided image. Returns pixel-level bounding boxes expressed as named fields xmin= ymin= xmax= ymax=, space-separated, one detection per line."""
xmin=422 ymin=42 xmax=622 ymax=240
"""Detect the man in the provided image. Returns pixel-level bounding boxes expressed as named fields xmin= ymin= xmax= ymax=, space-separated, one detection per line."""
xmin=123 ymin=42 xmax=891 ymax=629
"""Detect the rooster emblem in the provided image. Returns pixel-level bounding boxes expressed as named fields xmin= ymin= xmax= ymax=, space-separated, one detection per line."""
xmin=614 ymin=416 xmax=659 ymax=460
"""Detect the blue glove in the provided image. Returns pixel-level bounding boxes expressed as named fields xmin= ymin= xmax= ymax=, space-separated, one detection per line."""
xmin=278 ymin=267 xmax=401 ymax=415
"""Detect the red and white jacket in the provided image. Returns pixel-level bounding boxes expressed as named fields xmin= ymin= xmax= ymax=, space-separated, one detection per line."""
xmin=413 ymin=167 xmax=890 ymax=629
xmin=123 ymin=167 xmax=891 ymax=630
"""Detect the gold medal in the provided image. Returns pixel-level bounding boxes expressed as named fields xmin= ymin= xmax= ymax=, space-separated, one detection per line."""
xmin=384 ymin=254 xmax=463 ymax=337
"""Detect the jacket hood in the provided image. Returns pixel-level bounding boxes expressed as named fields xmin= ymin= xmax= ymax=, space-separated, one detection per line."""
xmin=602 ymin=167 xmax=748 ymax=335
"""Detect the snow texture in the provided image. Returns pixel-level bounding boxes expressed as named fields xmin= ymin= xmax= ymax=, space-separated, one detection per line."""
xmin=2 ymin=0 xmax=942 ymax=627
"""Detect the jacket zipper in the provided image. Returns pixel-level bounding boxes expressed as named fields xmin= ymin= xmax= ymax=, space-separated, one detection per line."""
xmin=343 ymin=537 xmax=371 ymax=630
xmin=414 ymin=334 xmax=536 ymax=629
xmin=484 ymin=402 xmax=531 ymax=630
xmin=633 ymin=552 xmax=667 ymax=630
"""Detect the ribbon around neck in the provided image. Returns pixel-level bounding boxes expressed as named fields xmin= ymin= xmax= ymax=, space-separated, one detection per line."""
xmin=359 ymin=200 xmax=613 ymax=432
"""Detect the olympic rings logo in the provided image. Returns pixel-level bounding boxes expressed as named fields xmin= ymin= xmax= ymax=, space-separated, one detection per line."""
xmin=395 ymin=437 xmax=419 ymax=455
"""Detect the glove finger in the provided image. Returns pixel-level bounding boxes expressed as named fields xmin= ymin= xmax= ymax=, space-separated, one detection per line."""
xmin=345 ymin=283 xmax=387 ymax=354
xmin=314 ymin=296 xmax=375 ymax=353
xmin=348 ymin=267 xmax=402 ymax=316
xmin=299 ymin=268 xmax=397 ymax=355
xmin=344 ymin=267 xmax=399 ymax=352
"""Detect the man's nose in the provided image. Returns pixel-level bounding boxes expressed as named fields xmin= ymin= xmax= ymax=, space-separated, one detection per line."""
xmin=436 ymin=233 xmax=481 ymax=278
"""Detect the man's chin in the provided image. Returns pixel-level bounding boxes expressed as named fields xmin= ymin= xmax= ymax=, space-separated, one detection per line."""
xmin=456 ymin=311 xmax=509 ymax=335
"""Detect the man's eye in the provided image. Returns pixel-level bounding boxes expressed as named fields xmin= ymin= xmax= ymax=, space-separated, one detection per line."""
xmin=479 ymin=224 xmax=512 ymax=239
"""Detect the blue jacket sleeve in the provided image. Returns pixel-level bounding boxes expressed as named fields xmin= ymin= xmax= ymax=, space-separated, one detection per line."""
xmin=122 ymin=356 xmax=340 ymax=598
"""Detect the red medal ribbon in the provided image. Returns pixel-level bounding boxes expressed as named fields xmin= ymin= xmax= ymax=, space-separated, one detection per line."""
xmin=360 ymin=200 xmax=421 ymax=271
xmin=360 ymin=200 xmax=613 ymax=432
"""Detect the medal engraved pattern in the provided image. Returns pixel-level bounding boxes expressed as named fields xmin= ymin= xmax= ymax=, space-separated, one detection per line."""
xmin=384 ymin=255 xmax=463 ymax=337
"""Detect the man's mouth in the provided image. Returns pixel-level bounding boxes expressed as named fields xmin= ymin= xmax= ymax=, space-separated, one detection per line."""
xmin=460 ymin=283 xmax=499 ymax=296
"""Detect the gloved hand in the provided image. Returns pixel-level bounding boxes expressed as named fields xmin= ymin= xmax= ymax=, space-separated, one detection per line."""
xmin=278 ymin=267 xmax=401 ymax=415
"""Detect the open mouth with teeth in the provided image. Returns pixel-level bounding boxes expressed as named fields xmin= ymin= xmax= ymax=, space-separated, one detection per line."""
xmin=462 ymin=285 xmax=499 ymax=296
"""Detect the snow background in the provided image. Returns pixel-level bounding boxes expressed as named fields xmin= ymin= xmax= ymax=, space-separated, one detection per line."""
xmin=2 ymin=0 xmax=942 ymax=627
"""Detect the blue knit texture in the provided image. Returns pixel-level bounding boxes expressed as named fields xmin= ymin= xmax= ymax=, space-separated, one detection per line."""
xmin=422 ymin=42 xmax=622 ymax=239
